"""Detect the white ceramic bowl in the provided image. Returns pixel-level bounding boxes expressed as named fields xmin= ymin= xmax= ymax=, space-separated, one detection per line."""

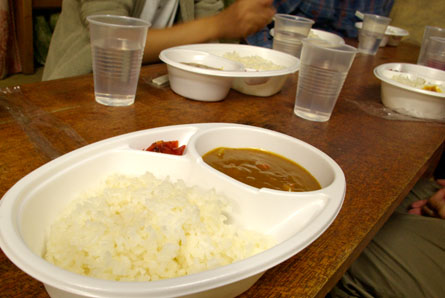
xmin=355 ymin=22 xmax=409 ymax=47
xmin=270 ymin=28 xmax=345 ymax=45
xmin=159 ymin=49 xmax=245 ymax=101
xmin=174 ymin=44 xmax=300 ymax=97
xmin=0 ymin=123 xmax=345 ymax=298
xmin=374 ymin=63 xmax=445 ymax=120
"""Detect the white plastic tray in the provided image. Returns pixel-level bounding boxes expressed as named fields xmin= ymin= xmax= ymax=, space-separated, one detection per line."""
xmin=168 ymin=44 xmax=300 ymax=97
xmin=0 ymin=123 xmax=345 ymax=298
xmin=374 ymin=63 xmax=445 ymax=120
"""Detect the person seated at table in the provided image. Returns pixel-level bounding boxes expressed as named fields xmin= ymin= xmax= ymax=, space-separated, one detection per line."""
xmin=245 ymin=0 xmax=394 ymax=48
xmin=329 ymin=158 xmax=445 ymax=298
xmin=42 ymin=0 xmax=275 ymax=81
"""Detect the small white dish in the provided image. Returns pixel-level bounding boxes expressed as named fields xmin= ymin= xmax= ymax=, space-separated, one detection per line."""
xmin=0 ymin=123 xmax=345 ymax=298
xmin=374 ymin=63 xmax=445 ymax=120
xmin=355 ymin=22 xmax=409 ymax=47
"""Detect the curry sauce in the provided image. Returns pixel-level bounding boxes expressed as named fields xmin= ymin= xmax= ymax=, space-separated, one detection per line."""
xmin=202 ymin=147 xmax=321 ymax=192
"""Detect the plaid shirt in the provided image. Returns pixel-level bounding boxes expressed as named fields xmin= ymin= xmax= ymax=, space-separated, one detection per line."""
xmin=246 ymin=0 xmax=394 ymax=48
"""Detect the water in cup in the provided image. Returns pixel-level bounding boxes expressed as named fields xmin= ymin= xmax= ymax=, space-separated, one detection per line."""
xmin=425 ymin=56 xmax=445 ymax=70
xmin=92 ymin=38 xmax=144 ymax=106
xmin=417 ymin=26 xmax=445 ymax=66
xmin=294 ymin=64 xmax=348 ymax=122
xmin=272 ymin=14 xmax=314 ymax=58
xmin=293 ymin=39 xmax=357 ymax=122
xmin=87 ymin=15 xmax=149 ymax=107
xmin=422 ymin=36 xmax=445 ymax=70
xmin=273 ymin=29 xmax=307 ymax=57
xmin=357 ymin=14 xmax=391 ymax=55
xmin=358 ymin=29 xmax=383 ymax=55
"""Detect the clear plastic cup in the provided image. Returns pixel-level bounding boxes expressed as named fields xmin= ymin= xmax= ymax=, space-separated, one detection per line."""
xmin=294 ymin=39 xmax=357 ymax=122
xmin=417 ymin=26 xmax=445 ymax=67
xmin=273 ymin=14 xmax=314 ymax=58
xmin=357 ymin=13 xmax=391 ymax=55
xmin=87 ymin=15 xmax=150 ymax=106
xmin=422 ymin=36 xmax=445 ymax=70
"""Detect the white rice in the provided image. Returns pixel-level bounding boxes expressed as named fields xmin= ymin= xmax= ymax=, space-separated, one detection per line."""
xmin=392 ymin=74 xmax=428 ymax=88
xmin=392 ymin=73 xmax=444 ymax=92
xmin=44 ymin=172 xmax=274 ymax=281
xmin=308 ymin=31 xmax=320 ymax=39
xmin=222 ymin=51 xmax=285 ymax=71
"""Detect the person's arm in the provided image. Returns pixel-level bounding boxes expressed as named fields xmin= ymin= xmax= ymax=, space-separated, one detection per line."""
xmin=142 ymin=0 xmax=275 ymax=63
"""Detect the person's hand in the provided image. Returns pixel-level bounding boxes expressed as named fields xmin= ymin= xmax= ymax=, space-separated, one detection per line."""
xmin=408 ymin=179 xmax=445 ymax=219
xmin=143 ymin=0 xmax=275 ymax=63
xmin=215 ymin=0 xmax=275 ymax=39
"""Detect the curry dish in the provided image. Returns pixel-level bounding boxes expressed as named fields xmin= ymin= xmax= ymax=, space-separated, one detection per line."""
xmin=202 ymin=147 xmax=321 ymax=192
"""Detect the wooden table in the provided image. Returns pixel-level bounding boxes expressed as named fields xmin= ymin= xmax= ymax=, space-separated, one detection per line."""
xmin=1 ymin=41 xmax=444 ymax=297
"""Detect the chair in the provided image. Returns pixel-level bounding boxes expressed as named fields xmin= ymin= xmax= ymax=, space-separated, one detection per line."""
xmin=14 ymin=0 xmax=62 ymax=74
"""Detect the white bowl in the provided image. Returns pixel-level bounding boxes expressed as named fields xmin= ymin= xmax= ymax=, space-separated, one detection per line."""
xmin=174 ymin=44 xmax=300 ymax=97
xmin=355 ymin=23 xmax=409 ymax=47
xmin=159 ymin=49 xmax=245 ymax=101
xmin=374 ymin=63 xmax=445 ymax=120
xmin=385 ymin=26 xmax=410 ymax=46
xmin=308 ymin=28 xmax=346 ymax=44
xmin=0 ymin=123 xmax=345 ymax=298
xmin=270 ymin=28 xmax=345 ymax=45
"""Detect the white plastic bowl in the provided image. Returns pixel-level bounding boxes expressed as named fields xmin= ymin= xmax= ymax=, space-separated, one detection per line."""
xmin=174 ymin=44 xmax=300 ymax=97
xmin=355 ymin=22 xmax=409 ymax=47
xmin=374 ymin=63 xmax=445 ymax=120
xmin=270 ymin=28 xmax=345 ymax=45
xmin=159 ymin=49 xmax=245 ymax=101
xmin=308 ymin=28 xmax=346 ymax=44
xmin=0 ymin=123 xmax=345 ymax=298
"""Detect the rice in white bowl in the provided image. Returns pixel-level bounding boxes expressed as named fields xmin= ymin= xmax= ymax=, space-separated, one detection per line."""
xmin=44 ymin=172 xmax=274 ymax=281
xmin=392 ymin=73 xmax=444 ymax=92
xmin=222 ymin=51 xmax=285 ymax=71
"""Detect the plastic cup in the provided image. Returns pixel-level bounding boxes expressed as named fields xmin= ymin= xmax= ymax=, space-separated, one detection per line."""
xmin=273 ymin=14 xmax=314 ymax=58
xmin=417 ymin=26 xmax=445 ymax=67
xmin=87 ymin=15 xmax=150 ymax=106
xmin=421 ymin=36 xmax=445 ymax=70
xmin=357 ymin=13 xmax=391 ymax=55
xmin=294 ymin=39 xmax=357 ymax=122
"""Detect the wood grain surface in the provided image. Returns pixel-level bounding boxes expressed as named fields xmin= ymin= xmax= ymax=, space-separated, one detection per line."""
xmin=1 ymin=40 xmax=444 ymax=298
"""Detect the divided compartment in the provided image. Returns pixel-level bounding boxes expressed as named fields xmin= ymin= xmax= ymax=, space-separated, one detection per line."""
xmin=191 ymin=125 xmax=338 ymax=188
xmin=18 ymin=125 xmax=200 ymax=257
xmin=188 ymin=124 xmax=345 ymax=241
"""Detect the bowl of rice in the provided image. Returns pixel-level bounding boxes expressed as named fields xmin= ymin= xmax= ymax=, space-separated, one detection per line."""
xmin=0 ymin=123 xmax=345 ymax=298
xmin=171 ymin=43 xmax=300 ymax=97
xmin=374 ymin=63 xmax=445 ymax=121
